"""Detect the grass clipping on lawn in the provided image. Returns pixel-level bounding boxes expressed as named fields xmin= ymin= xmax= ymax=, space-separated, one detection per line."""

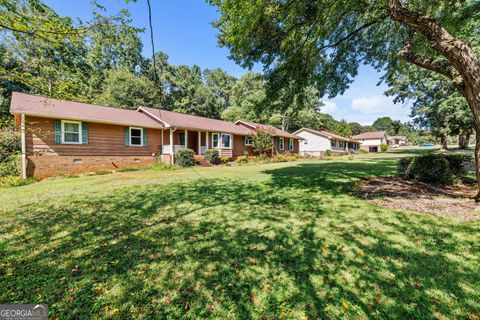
xmin=358 ymin=176 xmax=480 ymax=221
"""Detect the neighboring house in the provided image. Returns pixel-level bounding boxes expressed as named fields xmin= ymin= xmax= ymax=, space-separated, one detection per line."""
xmin=387 ymin=135 xmax=408 ymax=147
xmin=351 ymin=131 xmax=388 ymax=152
xmin=10 ymin=92 xmax=301 ymax=178
xmin=235 ymin=120 xmax=302 ymax=155
xmin=293 ymin=128 xmax=360 ymax=156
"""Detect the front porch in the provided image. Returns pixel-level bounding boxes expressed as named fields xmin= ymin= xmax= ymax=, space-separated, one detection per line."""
xmin=161 ymin=129 xmax=234 ymax=164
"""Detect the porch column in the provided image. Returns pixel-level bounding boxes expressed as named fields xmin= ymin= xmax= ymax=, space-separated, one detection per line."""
xmin=21 ymin=113 xmax=26 ymax=179
xmin=206 ymin=132 xmax=209 ymax=149
xmin=185 ymin=129 xmax=188 ymax=149
xmin=161 ymin=129 xmax=164 ymax=154
xmin=169 ymin=128 xmax=174 ymax=164
xmin=197 ymin=131 xmax=201 ymax=154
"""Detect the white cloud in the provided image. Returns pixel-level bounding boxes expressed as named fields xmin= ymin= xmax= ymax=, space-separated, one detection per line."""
xmin=352 ymin=96 xmax=392 ymax=114
xmin=321 ymin=101 xmax=339 ymax=116
xmin=351 ymin=95 xmax=411 ymax=123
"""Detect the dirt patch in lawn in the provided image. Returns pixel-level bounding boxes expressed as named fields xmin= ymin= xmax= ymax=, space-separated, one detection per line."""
xmin=358 ymin=176 xmax=480 ymax=221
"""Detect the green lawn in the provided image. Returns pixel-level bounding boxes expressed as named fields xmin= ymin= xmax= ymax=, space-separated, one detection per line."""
xmin=1 ymin=150 xmax=479 ymax=319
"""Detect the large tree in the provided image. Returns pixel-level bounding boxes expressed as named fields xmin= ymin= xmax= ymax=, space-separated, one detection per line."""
xmin=209 ymin=0 xmax=480 ymax=198
xmin=387 ymin=65 xmax=474 ymax=149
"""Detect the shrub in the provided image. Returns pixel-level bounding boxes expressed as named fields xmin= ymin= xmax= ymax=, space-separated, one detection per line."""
xmin=380 ymin=143 xmax=389 ymax=152
xmin=255 ymin=154 xmax=270 ymax=163
xmin=252 ymin=131 xmax=273 ymax=156
xmin=95 ymin=170 xmax=112 ymax=175
xmin=235 ymin=155 xmax=249 ymax=164
xmin=219 ymin=156 xmax=230 ymax=164
xmin=118 ymin=167 xmax=140 ymax=172
xmin=325 ymin=149 xmax=332 ymax=157
xmin=271 ymin=154 xmax=288 ymax=163
xmin=175 ymin=148 xmax=195 ymax=167
xmin=398 ymin=154 xmax=473 ymax=185
xmin=443 ymin=154 xmax=473 ymax=175
xmin=0 ymin=125 xmax=21 ymax=163
xmin=0 ymin=154 xmax=19 ymax=177
xmin=0 ymin=176 xmax=36 ymax=188
xmin=204 ymin=148 xmax=219 ymax=165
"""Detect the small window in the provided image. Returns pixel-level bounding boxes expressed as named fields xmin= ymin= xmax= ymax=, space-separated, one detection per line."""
xmin=179 ymin=132 xmax=186 ymax=146
xmin=244 ymin=136 xmax=253 ymax=146
xmin=331 ymin=140 xmax=336 ymax=147
xmin=221 ymin=133 xmax=232 ymax=149
xmin=279 ymin=138 xmax=285 ymax=150
xmin=289 ymin=139 xmax=294 ymax=150
xmin=212 ymin=133 xmax=220 ymax=148
xmin=130 ymin=127 xmax=143 ymax=146
xmin=62 ymin=120 xmax=82 ymax=144
xmin=73 ymin=159 xmax=82 ymax=164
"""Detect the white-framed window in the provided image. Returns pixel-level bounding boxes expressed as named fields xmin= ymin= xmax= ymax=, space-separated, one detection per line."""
xmin=179 ymin=132 xmax=186 ymax=146
xmin=279 ymin=137 xmax=285 ymax=150
xmin=289 ymin=138 xmax=294 ymax=150
xmin=331 ymin=140 xmax=337 ymax=147
xmin=129 ymin=127 xmax=143 ymax=146
xmin=62 ymin=120 xmax=82 ymax=144
xmin=221 ymin=133 xmax=232 ymax=149
xmin=244 ymin=136 xmax=253 ymax=146
xmin=212 ymin=133 xmax=220 ymax=148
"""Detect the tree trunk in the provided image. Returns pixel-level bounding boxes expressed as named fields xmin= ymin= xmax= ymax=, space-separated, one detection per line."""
xmin=462 ymin=85 xmax=480 ymax=200
xmin=458 ymin=131 xmax=470 ymax=149
xmin=388 ymin=0 xmax=480 ymax=200
xmin=458 ymin=131 xmax=465 ymax=149
xmin=440 ymin=133 xmax=448 ymax=150
xmin=465 ymin=132 xmax=471 ymax=149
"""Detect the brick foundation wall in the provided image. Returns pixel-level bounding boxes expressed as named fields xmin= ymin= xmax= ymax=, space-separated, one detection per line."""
xmin=26 ymin=155 xmax=171 ymax=179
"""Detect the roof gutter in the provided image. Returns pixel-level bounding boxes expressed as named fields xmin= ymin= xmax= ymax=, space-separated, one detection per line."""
xmin=11 ymin=112 xmax=163 ymax=129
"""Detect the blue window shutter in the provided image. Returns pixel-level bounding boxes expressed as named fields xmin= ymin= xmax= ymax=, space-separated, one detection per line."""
xmin=81 ymin=123 xmax=88 ymax=144
xmin=143 ymin=128 xmax=148 ymax=147
xmin=124 ymin=127 xmax=129 ymax=146
xmin=54 ymin=120 xmax=61 ymax=144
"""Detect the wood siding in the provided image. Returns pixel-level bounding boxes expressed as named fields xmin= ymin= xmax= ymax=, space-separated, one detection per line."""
xmin=25 ymin=116 xmax=162 ymax=156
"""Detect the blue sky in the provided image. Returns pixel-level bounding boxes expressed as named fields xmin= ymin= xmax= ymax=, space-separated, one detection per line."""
xmin=44 ymin=0 xmax=412 ymax=125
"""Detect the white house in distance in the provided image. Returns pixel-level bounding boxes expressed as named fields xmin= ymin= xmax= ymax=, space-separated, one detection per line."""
xmin=351 ymin=131 xmax=388 ymax=152
xmin=294 ymin=128 xmax=360 ymax=156
xmin=387 ymin=135 xmax=408 ymax=147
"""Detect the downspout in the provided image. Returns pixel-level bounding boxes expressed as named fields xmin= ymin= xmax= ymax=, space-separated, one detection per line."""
xmin=20 ymin=113 xmax=26 ymax=179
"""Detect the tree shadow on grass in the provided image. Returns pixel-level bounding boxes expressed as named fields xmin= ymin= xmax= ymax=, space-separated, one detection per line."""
xmin=0 ymin=160 xmax=479 ymax=319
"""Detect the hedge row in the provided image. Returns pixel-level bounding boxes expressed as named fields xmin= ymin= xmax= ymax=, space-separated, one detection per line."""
xmin=398 ymin=153 xmax=473 ymax=185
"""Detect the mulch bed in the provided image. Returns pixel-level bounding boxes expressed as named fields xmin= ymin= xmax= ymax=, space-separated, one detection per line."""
xmin=357 ymin=176 xmax=480 ymax=221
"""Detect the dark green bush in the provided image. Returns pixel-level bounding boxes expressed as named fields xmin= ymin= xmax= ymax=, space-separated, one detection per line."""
xmin=0 ymin=154 xmax=19 ymax=177
xmin=443 ymin=154 xmax=473 ymax=175
xmin=325 ymin=149 xmax=332 ymax=157
xmin=0 ymin=126 xmax=21 ymax=163
xmin=398 ymin=154 xmax=473 ymax=185
xmin=176 ymin=148 xmax=195 ymax=167
xmin=204 ymin=148 xmax=219 ymax=165
xmin=380 ymin=143 xmax=389 ymax=152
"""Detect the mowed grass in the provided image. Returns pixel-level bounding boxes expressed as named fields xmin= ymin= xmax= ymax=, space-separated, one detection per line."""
xmin=1 ymin=150 xmax=479 ymax=319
